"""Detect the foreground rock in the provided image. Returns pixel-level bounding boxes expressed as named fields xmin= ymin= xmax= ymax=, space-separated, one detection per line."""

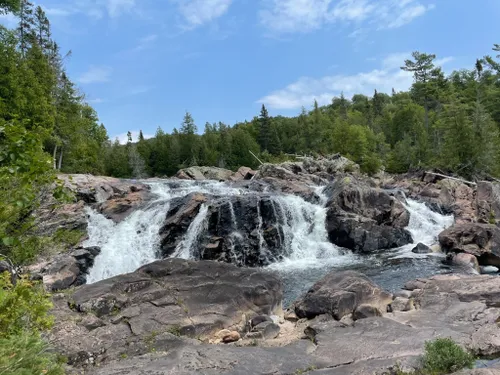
xmin=294 ymin=270 xmax=392 ymax=320
xmin=50 ymin=259 xmax=282 ymax=369
xmin=326 ymin=176 xmax=413 ymax=252
xmin=29 ymin=246 xmax=101 ymax=291
xmin=439 ymin=223 xmax=500 ymax=267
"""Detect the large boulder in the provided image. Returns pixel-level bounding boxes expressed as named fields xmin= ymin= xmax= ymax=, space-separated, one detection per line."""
xmin=175 ymin=166 xmax=234 ymax=181
xmin=230 ymin=166 xmax=256 ymax=181
xmin=159 ymin=193 xmax=207 ymax=257
xmin=325 ymin=177 xmax=412 ymax=252
xmin=294 ymin=270 xmax=392 ymax=320
xmin=49 ymin=258 xmax=282 ymax=367
xmin=476 ymin=181 xmax=500 ymax=225
xmin=97 ymin=191 xmax=150 ymax=223
xmin=439 ymin=223 xmax=500 ymax=266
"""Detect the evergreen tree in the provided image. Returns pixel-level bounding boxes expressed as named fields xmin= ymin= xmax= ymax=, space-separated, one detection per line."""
xmin=258 ymin=104 xmax=271 ymax=152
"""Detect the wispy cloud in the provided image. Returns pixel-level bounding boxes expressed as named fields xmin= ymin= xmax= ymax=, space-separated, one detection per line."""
xmin=126 ymin=85 xmax=155 ymax=96
xmin=114 ymin=130 xmax=154 ymax=144
xmin=87 ymin=98 xmax=105 ymax=104
xmin=0 ymin=13 xmax=18 ymax=28
xmin=78 ymin=66 xmax=112 ymax=84
xmin=259 ymin=0 xmax=434 ymax=35
xmin=173 ymin=0 xmax=233 ymax=29
xmin=43 ymin=0 xmax=137 ymax=19
xmin=257 ymin=52 xmax=453 ymax=110
xmin=104 ymin=0 xmax=136 ymax=18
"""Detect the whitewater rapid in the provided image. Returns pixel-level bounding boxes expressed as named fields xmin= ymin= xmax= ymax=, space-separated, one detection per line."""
xmin=83 ymin=180 xmax=454 ymax=284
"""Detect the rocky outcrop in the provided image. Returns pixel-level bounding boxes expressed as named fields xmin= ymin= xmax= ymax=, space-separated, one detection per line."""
xmin=476 ymin=181 xmax=500 ymax=224
xmin=325 ymin=177 xmax=413 ymax=252
xmin=230 ymin=166 xmax=256 ymax=181
xmin=49 ymin=258 xmax=282 ymax=369
xmin=293 ymin=270 xmax=392 ymax=320
xmin=29 ymin=246 xmax=101 ymax=291
xmin=439 ymin=223 xmax=500 ymax=267
xmin=383 ymin=172 xmax=475 ymax=222
xmin=159 ymin=193 xmax=207 ymax=257
xmin=176 ymin=166 xmax=234 ymax=181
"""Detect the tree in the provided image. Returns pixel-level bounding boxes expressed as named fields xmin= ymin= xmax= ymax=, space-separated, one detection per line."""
xmin=17 ymin=0 xmax=34 ymax=56
xmin=258 ymin=104 xmax=271 ymax=152
xmin=180 ymin=111 xmax=197 ymax=135
xmin=0 ymin=0 xmax=20 ymax=14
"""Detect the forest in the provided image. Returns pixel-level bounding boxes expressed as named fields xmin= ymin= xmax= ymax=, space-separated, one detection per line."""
xmin=2 ymin=0 xmax=500 ymax=372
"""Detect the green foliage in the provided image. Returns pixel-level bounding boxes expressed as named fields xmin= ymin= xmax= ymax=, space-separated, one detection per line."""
xmin=0 ymin=332 xmax=64 ymax=375
xmin=0 ymin=273 xmax=54 ymax=336
xmin=384 ymin=338 xmax=475 ymax=375
xmin=421 ymin=338 xmax=474 ymax=374
xmin=0 ymin=273 xmax=63 ymax=375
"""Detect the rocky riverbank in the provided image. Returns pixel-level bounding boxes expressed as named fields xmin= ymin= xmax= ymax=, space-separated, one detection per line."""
xmin=24 ymin=155 xmax=500 ymax=374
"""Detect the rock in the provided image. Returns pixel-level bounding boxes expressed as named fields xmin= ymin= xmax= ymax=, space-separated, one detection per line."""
xmin=294 ymin=270 xmax=392 ymax=320
xmin=390 ymin=297 xmax=414 ymax=312
xmin=451 ymin=253 xmax=480 ymax=274
xmin=34 ymin=246 xmax=101 ymax=291
xmin=159 ymin=193 xmax=207 ymax=257
xmin=252 ymin=321 xmax=280 ymax=340
xmin=215 ymin=329 xmax=232 ymax=339
xmin=0 ymin=260 xmax=11 ymax=274
xmin=412 ymin=242 xmax=432 ymax=254
xmin=49 ymin=258 xmax=282 ymax=366
xmin=249 ymin=315 xmax=273 ymax=329
xmin=394 ymin=290 xmax=413 ymax=299
xmin=222 ymin=331 xmax=241 ymax=343
xmin=284 ymin=309 xmax=299 ymax=322
xmin=353 ymin=304 xmax=382 ymax=320
xmin=481 ymin=266 xmax=499 ymax=274
xmin=97 ymin=191 xmax=150 ymax=223
xmin=175 ymin=166 xmax=234 ymax=181
xmin=230 ymin=166 xmax=256 ymax=181
xmin=439 ymin=224 xmax=500 ymax=267
xmin=325 ymin=176 xmax=412 ymax=253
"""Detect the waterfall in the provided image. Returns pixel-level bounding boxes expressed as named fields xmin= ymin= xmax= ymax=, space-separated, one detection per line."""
xmin=83 ymin=179 xmax=455 ymax=284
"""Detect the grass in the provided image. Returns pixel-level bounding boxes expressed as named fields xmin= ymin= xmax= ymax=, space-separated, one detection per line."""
xmin=294 ymin=365 xmax=317 ymax=374
xmin=166 ymin=325 xmax=182 ymax=337
xmin=385 ymin=338 xmax=475 ymax=375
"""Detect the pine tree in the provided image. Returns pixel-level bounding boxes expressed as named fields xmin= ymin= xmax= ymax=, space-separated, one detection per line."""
xmin=17 ymin=0 xmax=35 ymax=56
xmin=258 ymin=104 xmax=271 ymax=152
xmin=180 ymin=111 xmax=197 ymax=135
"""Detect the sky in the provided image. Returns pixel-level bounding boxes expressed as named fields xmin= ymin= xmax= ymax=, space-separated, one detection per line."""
xmin=1 ymin=0 xmax=500 ymax=143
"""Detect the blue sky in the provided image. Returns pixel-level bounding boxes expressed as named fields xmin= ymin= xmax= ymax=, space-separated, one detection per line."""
xmin=1 ymin=0 xmax=500 ymax=142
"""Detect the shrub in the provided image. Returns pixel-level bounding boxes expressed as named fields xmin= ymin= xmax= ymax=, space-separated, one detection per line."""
xmin=421 ymin=338 xmax=475 ymax=374
xmin=0 ymin=332 xmax=64 ymax=375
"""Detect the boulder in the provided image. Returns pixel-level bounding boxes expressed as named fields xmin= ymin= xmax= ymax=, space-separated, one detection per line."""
xmin=294 ymin=270 xmax=392 ymax=320
xmin=97 ymin=191 xmax=150 ymax=223
xmin=252 ymin=321 xmax=281 ymax=340
xmin=222 ymin=331 xmax=241 ymax=343
xmin=175 ymin=166 xmax=234 ymax=181
xmin=49 ymin=258 xmax=282 ymax=367
xmin=230 ymin=166 xmax=256 ymax=181
xmin=390 ymin=297 xmax=414 ymax=312
xmin=325 ymin=177 xmax=412 ymax=253
xmin=159 ymin=193 xmax=208 ymax=257
xmin=412 ymin=242 xmax=432 ymax=254
xmin=451 ymin=253 xmax=480 ymax=274
xmin=439 ymin=224 xmax=500 ymax=267
xmin=31 ymin=246 xmax=101 ymax=291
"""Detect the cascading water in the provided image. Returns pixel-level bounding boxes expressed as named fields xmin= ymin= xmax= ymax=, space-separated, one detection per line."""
xmin=83 ymin=179 xmax=455 ymax=303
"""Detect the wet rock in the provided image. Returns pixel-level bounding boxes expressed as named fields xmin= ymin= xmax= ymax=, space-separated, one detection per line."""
xmin=97 ymin=191 xmax=150 ymax=223
xmin=325 ymin=176 xmax=412 ymax=253
xmin=412 ymin=242 xmax=432 ymax=254
xmin=439 ymin=224 xmax=500 ymax=267
xmin=159 ymin=193 xmax=207 ymax=257
xmin=249 ymin=315 xmax=273 ymax=329
xmin=175 ymin=166 xmax=234 ymax=181
xmin=294 ymin=270 xmax=392 ymax=320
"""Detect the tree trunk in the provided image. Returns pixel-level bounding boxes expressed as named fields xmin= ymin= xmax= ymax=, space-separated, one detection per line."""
xmin=52 ymin=145 xmax=58 ymax=169
xmin=58 ymin=147 xmax=63 ymax=170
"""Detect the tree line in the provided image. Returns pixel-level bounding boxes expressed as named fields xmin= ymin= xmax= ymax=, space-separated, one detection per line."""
xmin=105 ymin=49 xmax=500 ymax=181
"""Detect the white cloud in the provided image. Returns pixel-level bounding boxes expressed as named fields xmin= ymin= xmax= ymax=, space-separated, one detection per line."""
xmin=78 ymin=66 xmax=112 ymax=84
xmin=126 ymin=85 xmax=154 ymax=96
xmin=0 ymin=13 xmax=18 ymax=28
xmin=259 ymin=0 xmax=434 ymax=34
xmin=257 ymin=52 xmax=453 ymax=110
xmin=87 ymin=98 xmax=105 ymax=104
xmin=45 ymin=7 xmax=74 ymax=17
xmin=104 ymin=0 xmax=136 ymax=18
xmin=174 ymin=0 xmax=233 ymax=29
xmin=114 ymin=131 xmax=154 ymax=144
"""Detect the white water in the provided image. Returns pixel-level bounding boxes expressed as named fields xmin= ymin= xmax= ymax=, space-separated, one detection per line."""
xmin=83 ymin=180 xmax=455 ymax=283
xmin=391 ymin=199 xmax=454 ymax=259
